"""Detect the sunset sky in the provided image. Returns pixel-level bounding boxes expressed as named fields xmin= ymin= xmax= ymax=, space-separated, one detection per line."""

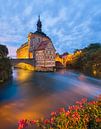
xmin=0 ymin=0 xmax=101 ymax=57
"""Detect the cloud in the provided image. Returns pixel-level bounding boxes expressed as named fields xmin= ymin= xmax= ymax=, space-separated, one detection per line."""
xmin=23 ymin=5 xmax=33 ymax=16
xmin=42 ymin=7 xmax=67 ymax=30
xmin=0 ymin=35 xmax=23 ymax=43
xmin=7 ymin=46 xmax=17 ymax=58
xmin=0 ymin=0 xmax=101 ymax=56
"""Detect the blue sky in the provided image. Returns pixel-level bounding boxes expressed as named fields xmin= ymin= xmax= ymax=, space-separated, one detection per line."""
xmin=0 ymin=0 xmax=101 ymax=57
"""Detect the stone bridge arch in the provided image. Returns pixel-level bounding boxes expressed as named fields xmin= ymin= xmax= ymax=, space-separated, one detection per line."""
xmin=10 ymin=59 xmax=34 ymax=67
xmin=55 ymin=61 xmax=64 ymax=68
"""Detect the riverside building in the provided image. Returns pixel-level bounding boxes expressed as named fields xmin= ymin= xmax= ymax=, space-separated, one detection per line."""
xmin=16 ymin=16 xmax=56 ymax=71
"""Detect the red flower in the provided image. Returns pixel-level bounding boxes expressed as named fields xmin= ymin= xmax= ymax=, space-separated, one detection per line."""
xmin=69 ymin=105 xmax=81 ymax=111
xmin=18 ymin=119 xmax=28 ymax=129
xmin=30 ymin=120 xmax=37 ymax=124
xmin=88 ymin=101 xmax=96 ymax=105
xmin=44 ymin=119 xmax=50 ymax=124
xmin=74 ymin=105 xmax=80 ymax=110
xmin=50 ymin=117 xmax=54 ymax=124
xmin=59 ymin=107 xmax=65 ymax=113
xmin=51 ymin=111 xmax=57 ymax=116
xmin=81 ymin=98 xmax=87 ymax=103
xmin=72 ymin=112 xmax=80 ymax=121
xmin=76 ymin=101 xmax=82 ymax=105
xmin=96 ymin=118 xmax=101 ymax=123
xmin=68 ymin=106 xmax=73 ymax=110
xmin=65 ymin=111 xmax=70 ymax=116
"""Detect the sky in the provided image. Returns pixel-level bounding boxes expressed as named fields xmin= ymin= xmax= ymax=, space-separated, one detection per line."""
xmin=0 ymin=0 xmax=101 ymax=57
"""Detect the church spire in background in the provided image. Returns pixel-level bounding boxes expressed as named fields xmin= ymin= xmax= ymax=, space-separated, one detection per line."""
xmin=37 ymin=15 xmax=42 ymax=32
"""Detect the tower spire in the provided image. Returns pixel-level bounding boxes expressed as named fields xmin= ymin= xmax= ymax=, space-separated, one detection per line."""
xmin=37 ymin=15 xmax=42 ymax=32
xmin=38 ymin=15 xmax=40 ymax=20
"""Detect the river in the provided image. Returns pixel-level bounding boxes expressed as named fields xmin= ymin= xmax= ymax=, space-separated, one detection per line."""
xmin=0 ymin=69 xmax=101 ymax=129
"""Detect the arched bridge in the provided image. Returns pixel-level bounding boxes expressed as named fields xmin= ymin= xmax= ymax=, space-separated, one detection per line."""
xmin=10 ymin=59 xmax=34 ymax=67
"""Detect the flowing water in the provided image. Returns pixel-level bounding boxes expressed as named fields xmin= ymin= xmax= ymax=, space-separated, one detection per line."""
xmin=0 ymin=69 xmax=101 ymax=129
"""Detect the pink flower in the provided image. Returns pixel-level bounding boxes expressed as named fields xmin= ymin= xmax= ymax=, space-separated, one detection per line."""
xmin=74 ymin=105 xmax=80 ymax=110
xmin=18 ymin=119 xmax=28 ymax=129
xmin=50 ymin=117 xmax=54 ymax=123
xmin=51 ymin=111 xmax=57 ymax=116
xmin=30 ymin=120 xmax=37 ymax=124
xmin=44 ymin=119 xmax=50 ymax=124
xmin=59 ymin=107 xmax=65 ymax=113
xmin=69 ymin=105 xmax=80 ymax=110
xmin=81 ymin=98 xmax=87 ymax=103
xmin=68 ymin=106 xmax=73 ymax=110
xmin=88 ymin=101 xmax=96 ymax=105
xmin=76 ymin=101 xmax=82 ymax=105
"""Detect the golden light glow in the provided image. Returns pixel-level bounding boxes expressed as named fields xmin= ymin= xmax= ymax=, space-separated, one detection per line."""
xmin=15 ymin=68 xmax=33 ymax=81
xmin=16 ymin=43 xmax=33 ymax=59
xmin=55 ymin=51 xmax=82 ymax=67
xmin=15 ymin=63 xmax=35 ymax=71
xmin=55 ymin=55 xmax=63 ymax=64
xmin=93 ymin=70 xmax=97 ymax=75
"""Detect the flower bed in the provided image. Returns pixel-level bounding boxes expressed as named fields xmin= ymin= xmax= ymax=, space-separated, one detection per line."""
xmin=18 ymin=95 xmax=101 ymax=129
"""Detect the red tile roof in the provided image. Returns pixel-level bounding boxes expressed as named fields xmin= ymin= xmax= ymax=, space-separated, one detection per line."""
xmin=36 ymin=41 xmax=48 ymax=51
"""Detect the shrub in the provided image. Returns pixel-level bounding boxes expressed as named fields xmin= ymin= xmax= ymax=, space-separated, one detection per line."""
xmin=18 ymin=95 xmax=101 ymax=129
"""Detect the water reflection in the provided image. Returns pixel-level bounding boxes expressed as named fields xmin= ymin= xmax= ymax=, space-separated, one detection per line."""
xmin=13 ymin=69 xmax=33 ymax=82
xmin=0 ymin=69 xmax=101 ymax=129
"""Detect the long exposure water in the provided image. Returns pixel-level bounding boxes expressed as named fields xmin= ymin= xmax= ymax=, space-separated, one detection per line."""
xmin=0 ymin=69 xmax=101 ymax=129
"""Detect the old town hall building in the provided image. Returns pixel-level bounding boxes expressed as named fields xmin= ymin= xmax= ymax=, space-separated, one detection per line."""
xmin=16 ymin=16 xmax=56 ymax=71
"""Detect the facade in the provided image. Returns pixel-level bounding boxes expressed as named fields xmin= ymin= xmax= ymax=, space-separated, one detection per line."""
xmin=16 ymin=16 xmax=56 ymax=71
xmin=16 ymin=42 xmax=30 ymax=58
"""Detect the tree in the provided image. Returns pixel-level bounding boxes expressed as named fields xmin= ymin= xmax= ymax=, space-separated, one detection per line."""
xmin=0 ymin=44 xmax=12 ymax=83
xmin=0 ymin=44 xmax=9 ymax=57
xmin=66 ymin=43 xmax=101 ymax=78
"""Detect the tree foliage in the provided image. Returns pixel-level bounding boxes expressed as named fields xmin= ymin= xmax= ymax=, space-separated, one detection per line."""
xmin=0 ymin=44 xmax=12 ymax=83
xmin=0 ymin=44 xmax=8 ymax=57
xmin=66 ymin=43 xmax=101 ymax=78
